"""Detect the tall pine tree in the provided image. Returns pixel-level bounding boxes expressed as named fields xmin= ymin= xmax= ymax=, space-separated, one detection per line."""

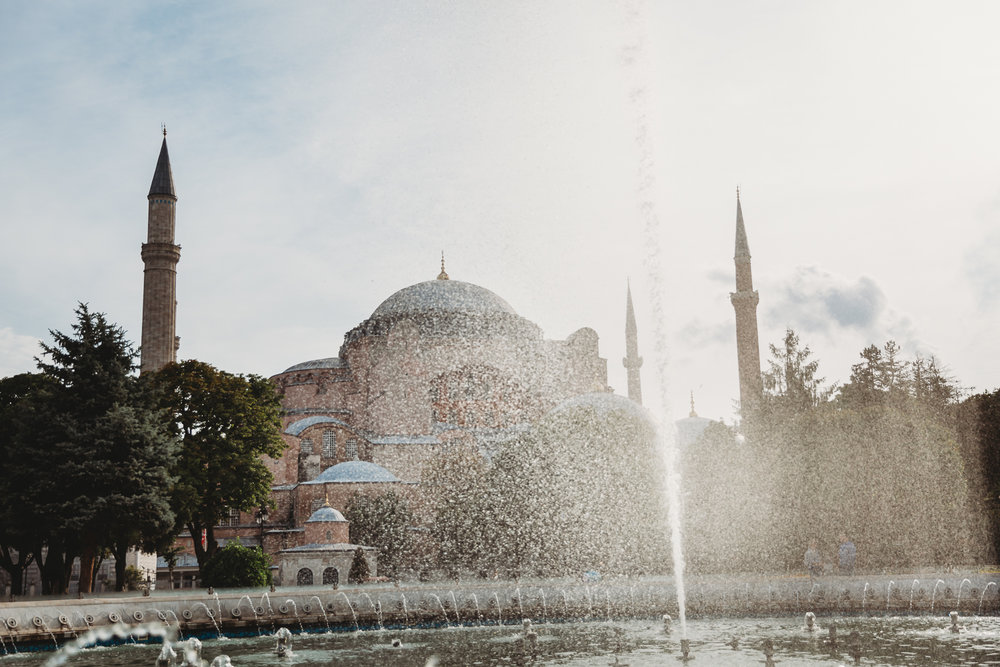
xmin=15 ymin=304 xmax=176 ymax=593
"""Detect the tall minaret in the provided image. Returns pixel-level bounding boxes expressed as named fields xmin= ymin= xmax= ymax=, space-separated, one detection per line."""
xmin=730 ymin=188 xmax=762 ymax=414
xmin=623 ymin=281 xmax=643 ymax=404
xmin=140 ymin=128 xmax=181 ymax=373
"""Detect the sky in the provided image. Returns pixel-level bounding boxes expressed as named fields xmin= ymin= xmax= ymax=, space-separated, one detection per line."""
xmin=2 ymin=1 xmax=1000 ymax=425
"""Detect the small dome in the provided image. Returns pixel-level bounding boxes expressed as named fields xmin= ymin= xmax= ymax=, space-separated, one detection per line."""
xmin=306 ymin=505 xmax=347 ymax=523
xmin=307 ymin=460 xmax=400 ymax=484
xmin=371 ymin=280 xmax=518 ymax=319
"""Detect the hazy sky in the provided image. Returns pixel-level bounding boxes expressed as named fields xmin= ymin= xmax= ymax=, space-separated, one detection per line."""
xmin=3 ymin=1 xmax=1000 ymax=424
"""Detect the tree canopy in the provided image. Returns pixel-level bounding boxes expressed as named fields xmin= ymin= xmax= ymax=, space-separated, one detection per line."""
xmin=701 ymin=328 xmax=985 ymax=573
xmin=0 ymin=304 xmax=176 ymax=594
xmin=151 ymin=359 xmax=284 ymax=569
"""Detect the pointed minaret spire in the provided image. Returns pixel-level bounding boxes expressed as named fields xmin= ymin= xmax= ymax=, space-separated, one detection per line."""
xmin=735 ymin=186 xmax=751 ymax=261
xmin=148 ymin=132 xmax=175 ymax=198
xmin=730 ymin=188 xmax=762 ymax=415
xmin=140 ymin=131 xmax=181 ymax=373
xmin=437 ymin=251 xmax=449 ymax=280
xmin=623 ymin=280 xmax=643 ymax=404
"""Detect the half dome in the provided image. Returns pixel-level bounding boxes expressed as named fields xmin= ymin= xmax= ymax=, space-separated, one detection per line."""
xmin=306 ymin=460 xmax=400 ymax=484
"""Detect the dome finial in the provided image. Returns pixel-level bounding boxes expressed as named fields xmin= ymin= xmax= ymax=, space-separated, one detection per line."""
xmin=162 ymin=123 xmax=167 ymax=138
xmin=437 ymin=251 xmax=449 ymax=280
xmin=689 ymin=390 xmax=698 ymax=418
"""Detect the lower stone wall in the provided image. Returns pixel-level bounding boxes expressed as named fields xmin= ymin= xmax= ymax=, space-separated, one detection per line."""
xmin=1 ymin=572 xmax=998 ymax=650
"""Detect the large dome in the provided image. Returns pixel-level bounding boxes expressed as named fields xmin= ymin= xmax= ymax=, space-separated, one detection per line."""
xmin=341 ymin=276 xmax=542 ymax=351
xmin=371 ymin=280 xmax=518 ymax=319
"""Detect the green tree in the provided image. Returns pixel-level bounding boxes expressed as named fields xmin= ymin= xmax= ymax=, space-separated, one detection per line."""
xmin=839 ymin=340 xmax=914 ymax=409
xmin=152 ymin=360 xmax=284 ymax=570
xmin=0 ymin=373 xmax=49 ymax=594
xmin=761 ymin=328 xmax=833 ymax=413
xmin=200 ymin=541 xmax=272 ymax=588
xmin=838 ymin=344 xmax=883 ymax=408
xmin=966 ymin=389 xmax=1000 ymax=561
xmin=343 ymin=491 xmax=413 ymax=579
xmin=348 ymin=547 xmax=370 ymax=583
xmin=912 ymin=354 xmax=959 ymax=418
xmin=11 ymin=305 xmax=176 ymax=593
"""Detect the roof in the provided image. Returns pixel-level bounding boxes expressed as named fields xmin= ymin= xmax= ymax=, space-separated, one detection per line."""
xmin=304 ymin=460 xmax=400 ymax=484
xmin=340 ymin=274 xmax=543 ymax=355
xmin=148 ymin=137 xmax=175 ymax=197
xmin=280 ymin=543 xmax=374 ymax=553
xmin=371 ymin=279 xmax=518 ymax=319
xmin=285 ymin=415 xmax=351 ymax=436
xmin=367 ymin=434 xmax=440 ymax=446
xmin=735 ymin=192 xmax=751 ymax=258
xmin=281 ymin=357 xmax=346 ymax=373
xmin=306 ymin=505 xmax=347 ymax=523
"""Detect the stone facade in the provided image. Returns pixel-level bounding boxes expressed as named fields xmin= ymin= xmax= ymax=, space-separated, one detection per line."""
xmin=206 ymin=271 xmax=612 ymax=580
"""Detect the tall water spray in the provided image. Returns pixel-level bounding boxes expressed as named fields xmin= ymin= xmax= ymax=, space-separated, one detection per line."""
xmin=620 ymin=0 xmax=687 ymax=635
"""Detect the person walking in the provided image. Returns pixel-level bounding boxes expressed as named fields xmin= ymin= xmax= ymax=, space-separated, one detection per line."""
xmin=804 ymin=540 xmax=823 ymax=582
xmin=838 ymin=535 xmax=856 ymax=575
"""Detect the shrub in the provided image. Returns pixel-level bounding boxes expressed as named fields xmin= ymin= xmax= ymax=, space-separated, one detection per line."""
xmin=348 ymin=547 xmax=369 ymax=584
xmin=200 ymin=542 xmax=272 ymax=588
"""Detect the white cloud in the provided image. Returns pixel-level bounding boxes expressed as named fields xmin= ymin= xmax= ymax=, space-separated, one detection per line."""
xmin=766 ymin=267 xmax=887 ymax=334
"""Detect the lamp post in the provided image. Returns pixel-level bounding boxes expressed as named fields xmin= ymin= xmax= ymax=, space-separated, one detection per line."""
xmin=255 ymin=506 xmax=269 ymax=548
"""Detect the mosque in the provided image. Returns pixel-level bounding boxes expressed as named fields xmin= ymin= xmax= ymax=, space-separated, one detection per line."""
xmin=136 ymin=135 xmax=758 ymax=587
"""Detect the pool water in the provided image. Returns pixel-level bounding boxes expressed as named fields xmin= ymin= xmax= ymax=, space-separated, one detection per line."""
xmin=9 ymin=615 xmax=1000 ymax=666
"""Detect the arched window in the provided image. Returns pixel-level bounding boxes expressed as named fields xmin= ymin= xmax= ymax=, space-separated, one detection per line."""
xmin=296 ymin=568 xmax=313 ymax=586
xmin=322 ymin=567 xmax=339 ymax=586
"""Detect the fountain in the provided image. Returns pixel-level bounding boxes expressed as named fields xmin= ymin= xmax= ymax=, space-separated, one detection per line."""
xmin=0 ymin=579 xmax=992 ymax=666
xmin=1 ymin=9 xmax=998 ymax=667
xmin=957 ymin=577 xmax=973 ymax=612
xmin=979 ymin=581 xmax=998 ymax=615
xmin=931 ymin=579 xmax=947 ymax=614
xmin=273 ymin=626 xmax=292 ymax=657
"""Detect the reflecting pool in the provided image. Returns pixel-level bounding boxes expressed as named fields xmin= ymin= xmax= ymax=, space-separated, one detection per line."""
xmin=9 ymin=614 xmax=1000 ymax=666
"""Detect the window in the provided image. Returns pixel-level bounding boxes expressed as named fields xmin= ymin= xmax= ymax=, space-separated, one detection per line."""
xmin=296 ymin=568 xmax=313 ymax=586
xmin=323 ymin=567 xmax=339 ymax=586
xmin=301 ymin=438 xmax=313 ymax=455
xmin=219 ymin=507 xmax=240 ymax=527
xmin=322 ymin=430 xmax=336 ymax=458
xmin=345 ymin=439 xmax=359 ymax=461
